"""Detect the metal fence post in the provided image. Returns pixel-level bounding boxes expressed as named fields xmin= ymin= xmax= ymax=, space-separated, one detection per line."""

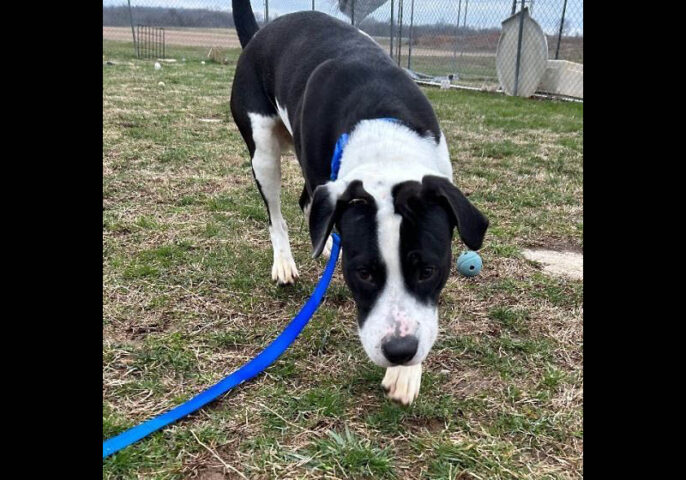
xmin=397 ymin=0 xmax=403 ymax=65
xmin=265 ymin=0 xmax=269 ymax=23
xmin=513 ymin=1 xmax=526 ymax=96
xmin=407 ymin=0 xmax=415 ymax=69
xmin=351 ymin=0 xmax=355 ymax=25
xmin=312 ymin=0 xmax=315 ymax=11
xmin=555 ymin=0 xmax=568 ymax=60
xmin=127 ymin=0 xmax=137 ymax=57
xmin=390 ymin=0 xmax=394 ymax=59
xmin=458 ymin=0 xmax=469 ymax=65
xmin=454 ymin=0 xmax=462 ymax=72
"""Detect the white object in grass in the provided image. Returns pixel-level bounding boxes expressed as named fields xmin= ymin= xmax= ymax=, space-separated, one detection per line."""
xmin=154 ymin=62 xmax=161 ymax=70
xmin=496 ymin=7 xmax=548 ymax=97
xmin=522 ymin=249 xmax=583 ymax=280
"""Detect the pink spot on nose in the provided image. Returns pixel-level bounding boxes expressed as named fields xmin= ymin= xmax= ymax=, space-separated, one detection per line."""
xmin=391 ymin=306 xmax=413 ymax=337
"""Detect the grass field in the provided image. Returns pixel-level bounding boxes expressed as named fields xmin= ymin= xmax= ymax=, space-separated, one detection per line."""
xmin=103 ymin=39 xmax=583 ymax=479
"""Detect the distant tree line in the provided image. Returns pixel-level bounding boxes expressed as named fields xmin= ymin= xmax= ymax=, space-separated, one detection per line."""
xmin=103 ymin=6 xmax=501 ymax=37
xmin=358 ymin=16 xmax=499 ymax=38
xmin=103 ymin=6 xmax=264 ymax=28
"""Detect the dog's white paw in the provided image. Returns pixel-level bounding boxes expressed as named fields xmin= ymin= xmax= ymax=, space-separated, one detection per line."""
xmin=320 ymin=235 xmax=334 ymax=260
xmin=381 ymin=363 xmax=422 ymax=406
xmin=271 ymin=253 xmax=299 ymax=285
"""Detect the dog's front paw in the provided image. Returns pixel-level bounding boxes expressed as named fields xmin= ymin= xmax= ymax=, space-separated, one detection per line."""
xmin=320 ymin=235 xmax=334 ymax=260
xmin=271 ymin=254 xmax=299 ymax=285
xmin=381 ymin=363 xmax=422 ymax=406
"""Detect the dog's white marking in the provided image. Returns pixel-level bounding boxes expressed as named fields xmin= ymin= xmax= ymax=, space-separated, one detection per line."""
xmin=391 ymin=306 xmax=413 ymax=337
xmin=358 ymin=29 xmax=376 ymax=44
xmin=382 ymin=363 xmax=422 ymax=405
xmin=336 ymin=119 xmax=452 ymax=184
xmin=248 ymin=112 xmax=298 ymax=284
xmin=436 ymin=132 xmax=453 ymax=178
xmin=330 ymin=119 xmax=446 ymax=366
xmin=320 ymin=235 xmax=334 ymax=260
xmin=275 ymin=100 xmax=293 ymax=136
xmin=359 ymin=201 xmax=438 ymax=366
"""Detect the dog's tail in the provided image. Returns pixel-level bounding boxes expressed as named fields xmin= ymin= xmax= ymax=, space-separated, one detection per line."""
xmin=232 ymin=0 xmax=260 ymax=48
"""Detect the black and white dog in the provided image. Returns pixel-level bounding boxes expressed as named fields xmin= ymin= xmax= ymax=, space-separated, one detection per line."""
xmin=229 ymin=0 xmax=488 ymax=405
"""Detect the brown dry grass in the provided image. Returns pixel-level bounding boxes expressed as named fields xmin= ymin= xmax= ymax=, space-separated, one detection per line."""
xmin=103 ymin=40 xmax=582 ymax=479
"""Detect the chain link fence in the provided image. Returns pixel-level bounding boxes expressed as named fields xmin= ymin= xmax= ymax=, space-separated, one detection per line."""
xmin=103 ymin=0 xmax=582 ymax=99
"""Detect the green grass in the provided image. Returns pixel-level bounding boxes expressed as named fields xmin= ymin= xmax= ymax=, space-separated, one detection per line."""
xmin=103 ymin=39 xmax=582 ymax=479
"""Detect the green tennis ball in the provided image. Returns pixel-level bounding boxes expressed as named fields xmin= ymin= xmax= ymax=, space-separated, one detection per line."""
xmin=456 ymin=251 xmax=482 ymax=277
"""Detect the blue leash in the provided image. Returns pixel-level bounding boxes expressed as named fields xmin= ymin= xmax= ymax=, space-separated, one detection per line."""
xmin=103 ymin=233 xmax=341 ymax=458
xmin=103 ymin=117 xmax=396 ymax=458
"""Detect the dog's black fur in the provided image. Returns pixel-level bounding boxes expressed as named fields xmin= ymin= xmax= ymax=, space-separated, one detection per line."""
xmin=230 ymin=4 xmax=441 ymax=198
xmin=229 ymin=0 xmax=488 ymax=373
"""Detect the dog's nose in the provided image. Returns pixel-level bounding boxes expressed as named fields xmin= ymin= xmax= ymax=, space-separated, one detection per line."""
xmin=382 ymin=335 xmax=419 ymax=365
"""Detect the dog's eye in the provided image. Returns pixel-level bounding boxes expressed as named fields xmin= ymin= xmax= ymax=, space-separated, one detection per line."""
xmin=349 ymin=198 xmax=367 ymax=206
xmin=357 ymin=267 xmax=373 ymax=282
xmin=418 ymin=266 xmax=436 ymax=281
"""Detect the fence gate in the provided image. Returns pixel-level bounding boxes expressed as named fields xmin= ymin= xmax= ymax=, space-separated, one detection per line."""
xmin=135 ymin=25 xmax=165 ymax=59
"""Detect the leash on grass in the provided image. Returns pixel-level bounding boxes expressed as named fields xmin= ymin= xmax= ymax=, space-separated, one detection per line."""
xmin=103 ymin=118 xmax=397 ymax=458
xmin=103 ymin=233 xmax=341 ymax=458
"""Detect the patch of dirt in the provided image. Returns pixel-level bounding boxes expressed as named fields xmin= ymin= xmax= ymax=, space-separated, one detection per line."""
xmin=103 ymin=26 xmax=241 ymax=48
xmin=522 ymin=249 xmax=583 ymax=280
xmin=406 ymin=416 xmax=445 ymax=433
xmin=195 ymin=469 xmax=227 ymax=480
xmin=525 ymin=237 xmax=583 ymax=253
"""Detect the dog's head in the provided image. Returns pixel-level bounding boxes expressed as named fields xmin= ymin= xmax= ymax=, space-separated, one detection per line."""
xmin=309 ymin=174 xmax=488 ymax=367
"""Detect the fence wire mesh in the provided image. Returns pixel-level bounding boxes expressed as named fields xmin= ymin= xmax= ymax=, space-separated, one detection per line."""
xmin=103 ymin=0 xmax=582 ymax=99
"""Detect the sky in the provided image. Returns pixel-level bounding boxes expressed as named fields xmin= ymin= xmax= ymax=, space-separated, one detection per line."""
xmin=103 ymin=0 xmax=583 ymax=35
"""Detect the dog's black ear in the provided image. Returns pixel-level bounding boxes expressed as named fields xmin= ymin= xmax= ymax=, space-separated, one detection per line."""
xmin=309 ymin=180 xmax=372 ymax=258
xmin=309 ymin=183 xmax=341 ymax=258
xmin=421 ymin=175 xmax=489 ymax=250
xmin=392 ymin=181 xmax=424 ymax=225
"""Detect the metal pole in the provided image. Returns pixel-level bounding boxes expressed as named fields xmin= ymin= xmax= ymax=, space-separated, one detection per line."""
xmin=397 ymin=0 xmax=403 ymax=65
xmin=312 ymin=0 xmax=315 ymax=10
xmin=555 ymin=0 xmax=568 ymax=60
xmin=407 ymin=0 xmax=414 ymax=69
xmin=454 ymin=0 xmax=462 ymax=72
xmin=265 ymin=0 xmax=269 ymax=23
xmin=511 ymin=0 xmax=517 ymax=15
xmin=463 ymin=0 xmax=469 ymax=29
xmin=127 ymin=0 xmax=137 ymax=57
xmin=458 ymin=0 xmax=469 ymax=63
xmin=513 ymin=1 xmax=526 ymax=96
xmin=351 ymin=0 xmax=355 ymax=25
xmin=162 ymin=28 xmax=165 ymax=59
xmin=390 ymin=0 xmax=394 ymax=59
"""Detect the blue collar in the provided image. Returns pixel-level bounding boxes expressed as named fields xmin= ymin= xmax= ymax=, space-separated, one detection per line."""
xmin=330 ymin=117 xmax=401 ymax=181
